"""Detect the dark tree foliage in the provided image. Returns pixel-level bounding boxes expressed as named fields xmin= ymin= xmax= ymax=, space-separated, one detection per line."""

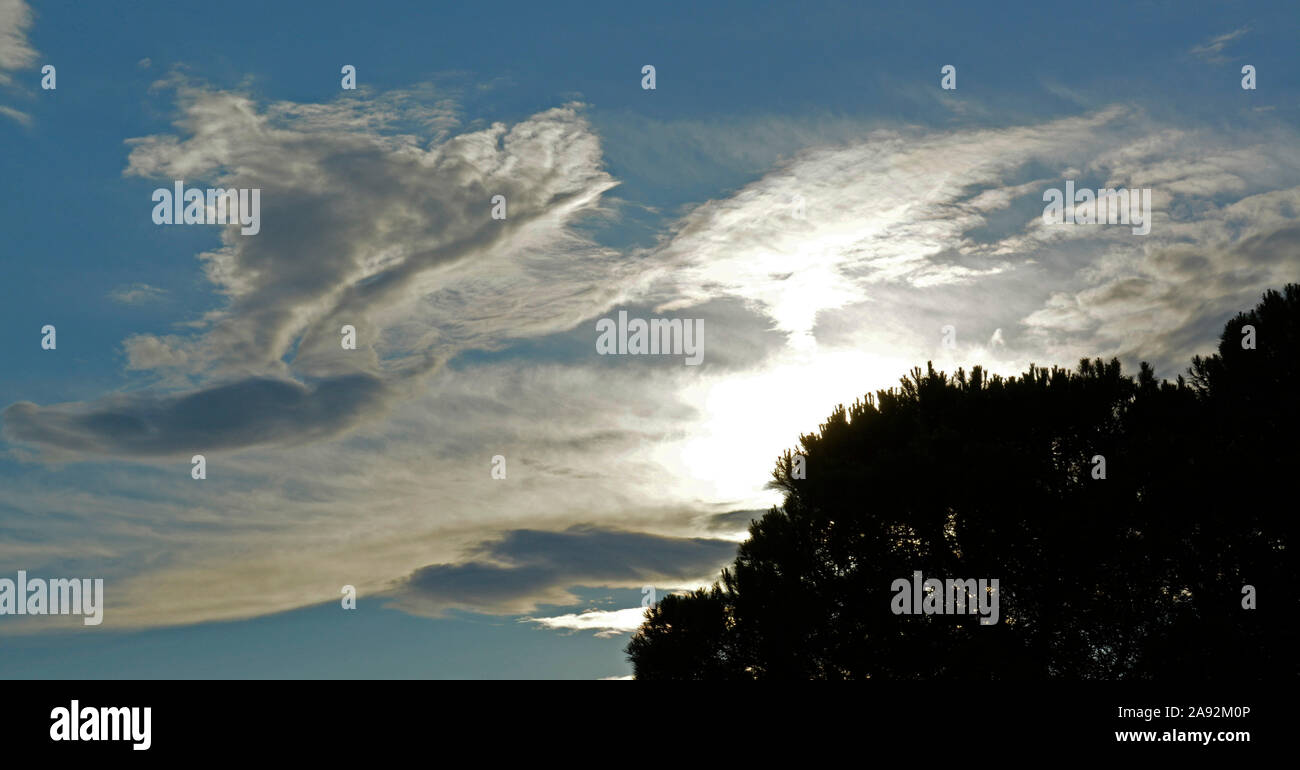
xmin=628 ymin=285 xmax=1300 ymax=680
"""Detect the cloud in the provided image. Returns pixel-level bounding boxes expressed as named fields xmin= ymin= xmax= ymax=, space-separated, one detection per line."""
xmin=6 ymin=94 xmax=1299 ymax=634
xmin=388 ymin=526 xmax=739 ymax=617
xmin=524 ymin=607 xmax=650 ymax=638
xmin=15 ymin=91 xmax=1292 ymax=467
xmin=109 ymin=283 xmax=170 ymax=305
xmin=4 ymin=82 xmax=620 ymax=457
xmin=633 ymin=106 xmax=1300 ymax=376
xmin=0 ymin=0 xmax=36 ymax=123
xmin=1018 ymin=128 xmax=1300 ymax=372
xmin=0 ymin=0 xmax=36 ymax=83
xmin=701 ymin=508 xmax=766 ymax=536
xmin=1189 ymin=27 xmax=1250 ymax=63
xmin=0 ymin=353 xmax=784 ymax=632
xmin=4 ymin=373 xmax=397 ymax=456
xmin=636 ymin=108 xmax=1136 ymax=346
xmin=0 ymin=102 xmax=26 ymax=124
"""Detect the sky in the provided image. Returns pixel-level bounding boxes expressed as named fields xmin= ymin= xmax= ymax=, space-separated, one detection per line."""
xmin=1 ymin=0 xmax=1298 ymax=679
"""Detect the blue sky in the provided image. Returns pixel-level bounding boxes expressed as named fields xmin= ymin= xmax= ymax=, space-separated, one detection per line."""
xmin=1 ymin=0 xmax=1298 ymax=678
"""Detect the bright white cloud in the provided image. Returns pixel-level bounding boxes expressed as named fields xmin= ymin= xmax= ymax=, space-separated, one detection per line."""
xmin=524 ymin=607 xmax=650 ymax=638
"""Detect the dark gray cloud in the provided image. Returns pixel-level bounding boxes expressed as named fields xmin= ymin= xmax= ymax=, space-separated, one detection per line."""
xmin=3 ymin=373 xmax=393 ymax=456
xmin=703 ymin=508 xmax=767 ymax=535
xmin=389 ymin=525 xmax=739 ymax=615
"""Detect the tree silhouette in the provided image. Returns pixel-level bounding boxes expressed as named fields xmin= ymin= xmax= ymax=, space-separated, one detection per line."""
xmin=628 ymin=285 xmax=1300 ymax=680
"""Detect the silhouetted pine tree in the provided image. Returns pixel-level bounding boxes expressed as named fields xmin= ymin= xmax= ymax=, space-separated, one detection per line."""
xmin=627 ymin=285 xmax=1299 ymax=680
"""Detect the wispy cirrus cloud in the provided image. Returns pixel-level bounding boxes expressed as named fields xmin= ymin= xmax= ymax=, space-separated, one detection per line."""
xmin=0 ymin=0 xmax=36 ymax=84
xmin=109 ymin=283 xmax=170 ymax=305
xmin=0 ymin=0 xmax=37 ymax=124
xmin=1189 ymin=27 xmax=1250 ymax=64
